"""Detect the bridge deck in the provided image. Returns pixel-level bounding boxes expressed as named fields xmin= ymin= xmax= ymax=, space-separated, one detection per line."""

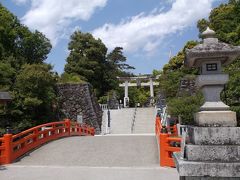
xmin=0 ymin=136 xmax=178 ymax=180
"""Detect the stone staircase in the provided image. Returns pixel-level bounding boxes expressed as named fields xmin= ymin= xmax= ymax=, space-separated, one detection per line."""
xmin=110 ymin=108 xmax=135 ymax=134
xmin=107 ymin=107 xmax=156 ymax=134
xmin=133 ymin=107 xmax=156 ymax=134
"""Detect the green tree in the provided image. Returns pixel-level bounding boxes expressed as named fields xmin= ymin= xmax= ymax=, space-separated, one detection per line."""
xmin=0 ymin=3 xmax=55 ymax=133
xmin=10 ymin=64 xmax=57 ymax=131
xmin=127 ymin=87 xmax=149 ymax=107
xmin=0 ymin=4 xmax=51 ymax=69
xmin=107 ymin=47 xmax=134 ymax=72
xmin=0 ymin=62 xmax=16 ymax=90
xmin=168 ymin=93 xmax=204 ymax=125
xmin=159 ymin=41 xmax=199 ymax=99
xmin=64 ymin=31 xmax=108 ymax=96
xmin=58 ymin=73 xmax=85 ymax=84
xmin=157 ymin=41 xmax=201 ymax=124
xmin=104 ymin=47 xmax=135 ymax=92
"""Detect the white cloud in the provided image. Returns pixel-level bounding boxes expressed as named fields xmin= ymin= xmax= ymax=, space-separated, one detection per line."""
xmin=93 ymin=0 xmax=215 ymax=53
xmin=21 ymin=0 xmax=108 ymax=46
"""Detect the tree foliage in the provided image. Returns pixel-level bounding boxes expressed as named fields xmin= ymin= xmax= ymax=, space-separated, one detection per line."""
xmin=198 ymin=0 xmax=240 ymax=45
xmin=159 ymin=41 xmax=199 ymax=99
xmin=157 ymin=40 xmax=201 ymax=124
xmin=12 ymin=64 xmax=57 ymax=128
xmin=168 ymin=93 xmax=204 ymax=125
xmin=65 ymin=31 xmax=110 ymax=96
xmin=58 ymin=73 xmax=85 ymax=84
xmin=64 ymin=31 xmax=134 ymax=97
xmin=0 ymin=4 xmax=54 ymax=133
xmin=0 ymin=4 xmax=51 ymax=69
xmin=107 ymin=47 xmax=134 ymax=72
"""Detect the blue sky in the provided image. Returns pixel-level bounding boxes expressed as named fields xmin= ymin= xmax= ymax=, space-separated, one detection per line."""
xmin=1 ymin=0 xmax=227 ymax=75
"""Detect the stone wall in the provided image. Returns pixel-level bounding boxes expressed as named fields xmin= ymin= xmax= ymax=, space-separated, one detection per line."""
xmin=57 ymin=83 xmax=102 ymax=134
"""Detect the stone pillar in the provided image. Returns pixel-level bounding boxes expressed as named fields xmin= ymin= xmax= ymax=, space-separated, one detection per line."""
xmin=124 ymin=80 xmax=129 ymax=108
xmin=149 ymin=78 xmax=154 ymax=98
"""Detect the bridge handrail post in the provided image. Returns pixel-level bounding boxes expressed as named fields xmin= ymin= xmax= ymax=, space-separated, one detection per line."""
xmin=159 ymin=133 xmax=170 ymax=166
xmin=3 ymin=133 xmax=13 ymax=164
xmin=64 ymin=119 xmax=71 ymax=136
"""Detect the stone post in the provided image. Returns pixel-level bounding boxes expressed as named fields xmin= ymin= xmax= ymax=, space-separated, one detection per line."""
xmin=149 ymin=78 xmax=154 ymax=98
xmin=124 ymin=80 xmax=129 ymax=108
xmin=173 ymin=27 xmax=240 ymax=179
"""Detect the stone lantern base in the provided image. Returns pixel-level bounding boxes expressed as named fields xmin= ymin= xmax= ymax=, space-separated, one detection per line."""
xmin=195 ymin=111 xmax=237 ymax=127
xmin=173 ymin=126 xmax=240 ymax=179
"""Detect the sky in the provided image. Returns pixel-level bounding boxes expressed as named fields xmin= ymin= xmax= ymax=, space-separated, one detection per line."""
xmin=1 ymin=0 xmax=228 ymax=75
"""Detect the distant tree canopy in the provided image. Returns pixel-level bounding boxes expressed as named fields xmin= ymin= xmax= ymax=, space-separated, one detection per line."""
xmin=64 ymin=31 xmax=134 ymax=97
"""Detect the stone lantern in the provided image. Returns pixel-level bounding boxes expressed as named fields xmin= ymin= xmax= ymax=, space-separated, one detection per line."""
xmin=174 ymin=28 xmax=240 ymax=179
xmin=185 ymin=27 xmax=240 ymax=126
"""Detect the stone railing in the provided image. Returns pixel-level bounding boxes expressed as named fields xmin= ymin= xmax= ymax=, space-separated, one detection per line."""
xmin=99 ymin=104 xmax=108 ymax=110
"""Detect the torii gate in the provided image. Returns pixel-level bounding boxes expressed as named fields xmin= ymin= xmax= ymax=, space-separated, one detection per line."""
xmin=117 ymin=75 xmax=159 ymax=107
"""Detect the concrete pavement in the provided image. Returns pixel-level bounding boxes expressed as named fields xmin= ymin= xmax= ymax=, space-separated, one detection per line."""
xmin=0 ymin=165 xmax=178 ymax=180
xmin=13 ymin=136 xmax=159 ymax=167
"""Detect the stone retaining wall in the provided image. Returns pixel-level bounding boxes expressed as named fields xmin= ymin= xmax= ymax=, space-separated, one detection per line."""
xmin=57 ymin=83 xmax=102 ymax=134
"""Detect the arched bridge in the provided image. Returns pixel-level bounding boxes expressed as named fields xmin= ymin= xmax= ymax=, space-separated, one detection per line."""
xmin=0 ymin=109 xmax=179 ymax=180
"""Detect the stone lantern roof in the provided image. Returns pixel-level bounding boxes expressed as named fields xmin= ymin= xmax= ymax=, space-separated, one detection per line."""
xmin=185 ymin=27 xmax=240 ymax=68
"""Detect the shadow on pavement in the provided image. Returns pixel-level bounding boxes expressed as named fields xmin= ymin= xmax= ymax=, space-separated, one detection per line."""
xmin=0 ymin=165 xmax=7 ymax=171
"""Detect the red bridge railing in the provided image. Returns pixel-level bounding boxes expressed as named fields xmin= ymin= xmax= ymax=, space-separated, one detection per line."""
xmin=155 ymin=116 xmax=181 ymax=167
xmin=0 ymin=119 xmax=94 ymax=165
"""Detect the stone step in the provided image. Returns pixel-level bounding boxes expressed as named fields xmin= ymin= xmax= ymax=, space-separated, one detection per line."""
xmin=133 ymin=107 xmax=156 ymax=134
xmin=174 ymin=152 xmax=240 ymax=178
xmin=185 ymin=144 xmax=240 ymax=162
xmin=109 ymin=108 xmax=135 ymax=134
xmin=187 ymin=126 xmax=240 ymax=145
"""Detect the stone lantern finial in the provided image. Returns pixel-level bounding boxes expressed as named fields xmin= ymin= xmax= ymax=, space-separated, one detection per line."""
xmin=202 ymin=27 xmax=216 ymax=39
xmin=202 ymin=27 xmax=218 ymax=44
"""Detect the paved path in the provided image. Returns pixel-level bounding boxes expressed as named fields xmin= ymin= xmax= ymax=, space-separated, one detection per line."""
xmin=13 ymin=136 xmax=159 ymax=167
xmin=0 ymin=165 xmax=178 ymax=180
xmin=0 ymin=136 xmax=178 ymax=180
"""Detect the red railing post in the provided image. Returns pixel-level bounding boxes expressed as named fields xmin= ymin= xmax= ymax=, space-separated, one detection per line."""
xmin=64 ymin=119 xmax=71 ymax=136
xmin=3 ymin=133 xmax=13 ymax=164
xmin=91 ymin=127 xmax=95 ymax=136
xmin=160 ymin=133 xmax=170 ymax=166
